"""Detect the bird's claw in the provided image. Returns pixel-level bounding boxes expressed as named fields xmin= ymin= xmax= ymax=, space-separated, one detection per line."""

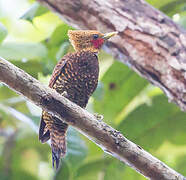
xmin=94 ymin=113 xmax=104 ymax=121
xmin=61 ymin=91 xmax=68 ymax=98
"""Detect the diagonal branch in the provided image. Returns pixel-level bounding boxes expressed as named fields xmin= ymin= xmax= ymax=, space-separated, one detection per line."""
xmin=0 ymin=58 xmax=185 ymax=179
xmin=37 ymin=0 xmax=186 ymax=112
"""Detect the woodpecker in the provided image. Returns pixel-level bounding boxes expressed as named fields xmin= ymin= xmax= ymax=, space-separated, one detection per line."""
xmin=39 ymin=30 xmax=117 ymax=169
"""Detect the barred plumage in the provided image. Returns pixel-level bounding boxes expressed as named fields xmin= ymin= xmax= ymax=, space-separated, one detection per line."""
xmin=39 ymin=30 xmax=117 ymax=169
xmin=39 ymin=51 xmax=99 ymax=169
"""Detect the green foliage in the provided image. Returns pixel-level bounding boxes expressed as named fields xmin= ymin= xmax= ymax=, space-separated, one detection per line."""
xmin=0 ymin=0 xmax=186 ymax=179
xmin=177 ymin=11 xmax=186 ymax=29
xmin=0 ymin=42 xmax=47 ymax=61
xmin=48 ymin=24 xmax=72 ymax=47
xmin=94 ymin=60 xmax=148 ymax=125
xmin=54 ymin=161 xmax=70 ymax=180
xmin=65 ymin=127 xmax=88 ymax=170
xmin=146 ymin=0 xmax=186 ymax=16
xmin=0 ymin=23 xmax=8 ymax=44
xmin=20 ymin=2 xmax=49 ymax=22
xmin=118 ymin=95 xmax=186 ymax=150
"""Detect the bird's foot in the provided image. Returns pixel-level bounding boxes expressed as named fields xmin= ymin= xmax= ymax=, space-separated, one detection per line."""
xmin=94 ymin=113 xmax=104 ymax=121
xmin=61 ymin=91 xmax=68 ymax=98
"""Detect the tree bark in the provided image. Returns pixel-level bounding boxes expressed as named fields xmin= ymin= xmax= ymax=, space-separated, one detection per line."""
xmin=37 ymin=0 xmax=186 ymax=112
xmin=0 ymin=58 xmax=185 ymax=179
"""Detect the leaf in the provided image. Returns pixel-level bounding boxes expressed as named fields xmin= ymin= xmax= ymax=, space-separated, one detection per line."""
xmin=123 ymin=166 xmax=146 ymax=180
xmin=103 ymin=158 xmax=146 ymax=180
xmin=42 ymin=41 xmax=70 ymax=75
xmin=92 ymin=81 xmax=104 ymax=101
xmin=10 ymin=171 xmax=38 ymax=180
xmin=38 ymin=72 xmax=51 ymax=85
xmin=146 ymin=0 xmax=186 ymax=17
xmin=65 ymin=127 xmax=88 ymax=170
xmin=0 ymin=23 xmax=8 ymax=44
xmin=75 ymin=158 xmax=111 ymax=179
xmin=160 ymin=0 xmax=186 ymax=16
xmin=75 ymin=156 xmax=144 ymax=180
xmin=93 ymin=61 xmax=148 ymax=125
xmin=48 ymin=24 xmax=72 ymax=47
xmin=56 ymin=41 xmax=70 ymax=61
xmin=80 ymin=135 xmax=104 ymax=162
xmin=174 ymin=154 xmax=186 ymax=176
xmin=103 ymin=159 xmax=127 ymax=180
xmin=13 ymin=60 xmax=44 ymax=78
xmin=54 ymin=161 xmax=70 ymax=180
xmin=156 ymin=142 xmax=186 ymax=176
xmin=146 ymin=0 xmax=175 ymax=10
xmin=0 ymin=42 xmax=47 ymax=60
xmin=176 ymin=12 xmax=186 ymax=29
xmin=0 ymin=104 xmax=38 ymax=134
xmin=10 ymin=135 xmax=50 ymax=180
xmin=0 ymin=85 xmax=18 ymax=100
xmin=20 ymin=2 xmax=48 ymax=23
xmin=118 ymin=95 xmax=186 ymax=150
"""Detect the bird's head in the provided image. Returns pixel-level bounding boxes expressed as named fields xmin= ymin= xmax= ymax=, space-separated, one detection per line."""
xmin=68 ymin=30 xmax=118 ymax=53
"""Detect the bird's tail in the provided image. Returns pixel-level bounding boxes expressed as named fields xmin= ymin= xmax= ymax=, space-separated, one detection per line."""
xmin=39 ymin=111 xmax=68 ymax=170
xmin=51 ymin=118 xmax=68 ymax=170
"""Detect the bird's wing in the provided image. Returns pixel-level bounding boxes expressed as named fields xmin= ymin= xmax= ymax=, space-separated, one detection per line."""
xmin=49 ymin=58 xmax=67 ymax=88
xmin=39 ymin=58 xmax=67 ymax=143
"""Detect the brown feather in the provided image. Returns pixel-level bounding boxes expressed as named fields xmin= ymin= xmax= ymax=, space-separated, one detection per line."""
xmin=39 ymin=50 xmax=99 ymax=169
xmin=39 ymin=29 xmax=117 ymax=169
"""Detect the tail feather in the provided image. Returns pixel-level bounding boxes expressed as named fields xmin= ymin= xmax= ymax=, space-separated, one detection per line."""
xmin=39 ymin=117 xmax=50 ymax=143
xmin=51 ymin=120 xmax=68 ymax=170
xmin=39 ymin=111 xmax=68 ymax=170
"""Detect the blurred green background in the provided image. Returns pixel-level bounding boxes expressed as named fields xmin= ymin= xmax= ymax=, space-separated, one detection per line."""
xmin=0 ymin=0 xmax=186 ymax=179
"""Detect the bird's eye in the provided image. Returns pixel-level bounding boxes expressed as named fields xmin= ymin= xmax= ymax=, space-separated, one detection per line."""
xmin=93 ymin=34 xmax=99 ymax=39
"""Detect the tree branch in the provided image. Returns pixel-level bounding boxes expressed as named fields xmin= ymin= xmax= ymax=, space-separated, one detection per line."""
xmin=37 ymin=0 xmax=186 ymax=112
xmin=0 ymin=58 xmax=185 ymax=179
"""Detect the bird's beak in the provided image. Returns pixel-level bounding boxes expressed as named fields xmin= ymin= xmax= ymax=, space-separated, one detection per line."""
xmin=103 ymin=31 xmax=118 ymax=40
